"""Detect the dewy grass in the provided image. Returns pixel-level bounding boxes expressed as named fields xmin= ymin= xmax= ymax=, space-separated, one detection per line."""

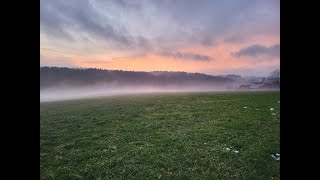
xmin=40 ymin=91 xmax=280 ymax=179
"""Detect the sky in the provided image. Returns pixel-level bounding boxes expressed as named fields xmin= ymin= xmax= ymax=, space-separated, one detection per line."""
xmin=40 ymin=0 xmax=279 ymax=76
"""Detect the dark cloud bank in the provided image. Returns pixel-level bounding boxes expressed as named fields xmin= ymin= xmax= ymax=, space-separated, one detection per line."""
xmin=232 ymin=44 xmax=280 ymax=58
xmin=159 ymin=51 xmax=213 ymax=61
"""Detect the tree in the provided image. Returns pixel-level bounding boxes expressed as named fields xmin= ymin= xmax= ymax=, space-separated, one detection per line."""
xmin=265 ymin=69 xmax=280 ymax=87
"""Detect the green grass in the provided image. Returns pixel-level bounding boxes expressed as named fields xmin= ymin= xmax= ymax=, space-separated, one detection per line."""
xmin=40 ymin=91 xmax=280 ymax=179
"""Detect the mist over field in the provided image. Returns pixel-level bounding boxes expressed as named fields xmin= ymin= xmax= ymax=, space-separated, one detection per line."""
xmin=40 ymin=67 xmax=279 ymax=102
xmin=40 ymin=84 xmax=237 ymax=102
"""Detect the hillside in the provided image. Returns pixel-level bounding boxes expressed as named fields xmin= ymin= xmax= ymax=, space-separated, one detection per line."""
xmin=40 ymin=67 xmax=235 ymax=90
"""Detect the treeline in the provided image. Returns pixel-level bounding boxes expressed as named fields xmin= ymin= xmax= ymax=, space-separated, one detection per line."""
xmin=40 ymin=67 xmax=234 ymax=89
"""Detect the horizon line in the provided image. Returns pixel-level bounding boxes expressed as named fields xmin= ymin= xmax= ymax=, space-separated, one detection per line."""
xmin=40 ymin=66 xmax=273 ymax=78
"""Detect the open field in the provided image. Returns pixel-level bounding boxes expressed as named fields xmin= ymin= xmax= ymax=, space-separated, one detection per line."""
xmin=40 ymin=91 xmax=280 ymax=179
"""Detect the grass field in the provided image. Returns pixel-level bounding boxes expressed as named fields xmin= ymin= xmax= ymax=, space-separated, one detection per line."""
xmin=40 ymin=91 xmax=280 ymax=179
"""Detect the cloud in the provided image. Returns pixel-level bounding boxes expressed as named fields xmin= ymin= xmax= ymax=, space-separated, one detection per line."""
xmin=232 ymin=44 xmax=280 ymax=58
xmin=40 ymin=0 xmax=279 ymax=76
xmin=40 ymin=0 xmax=133 ymax=47
xmin=150 ymin=0 xmax=279 ymax=45
xmin=41 ymin=0 xmax=279 ymax=51
xmin=159 ymin=51 xmax=213 ymax=61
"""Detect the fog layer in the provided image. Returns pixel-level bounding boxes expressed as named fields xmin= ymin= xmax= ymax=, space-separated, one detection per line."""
xmin=40 ymin=67 xmax=279 ymax=102
xmin=40 ymin=84 xmax=239 ymax=102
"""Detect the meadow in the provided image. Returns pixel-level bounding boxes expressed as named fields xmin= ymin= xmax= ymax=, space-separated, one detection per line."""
xmin=40 ymin=91 xmax=280 ymax=179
